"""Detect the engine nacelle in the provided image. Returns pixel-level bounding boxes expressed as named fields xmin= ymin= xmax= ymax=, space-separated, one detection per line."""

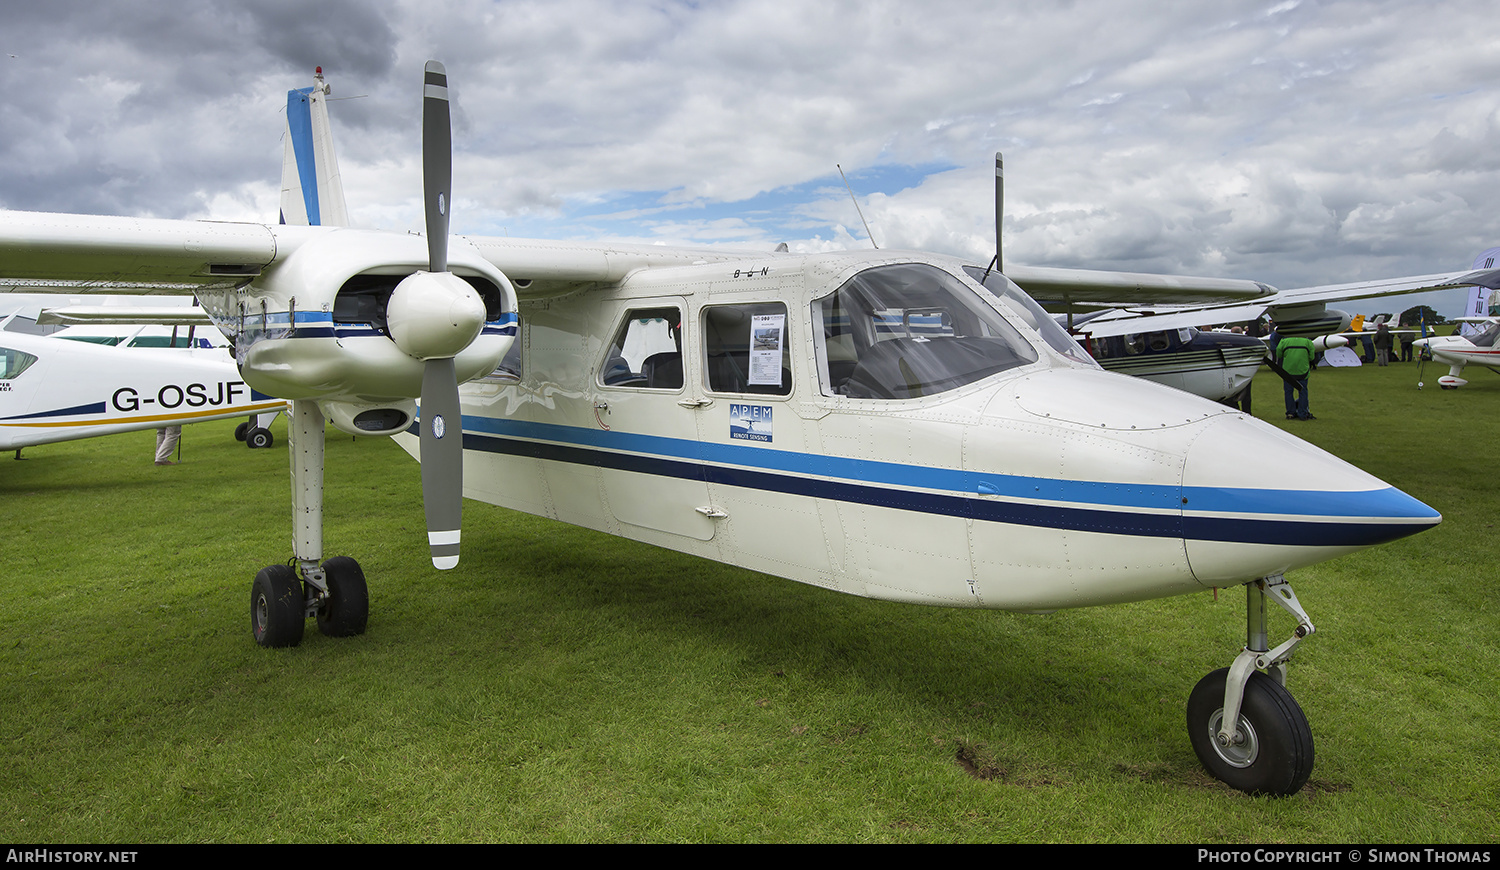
xmin=218 ymin=228 xmax=518 ymax=406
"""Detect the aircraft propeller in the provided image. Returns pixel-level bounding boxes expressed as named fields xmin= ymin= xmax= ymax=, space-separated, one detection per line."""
xmin=981 ymin=152 xmax=1003 ymax=283
xmin=386 ymin=60 xmax=486 ymax=569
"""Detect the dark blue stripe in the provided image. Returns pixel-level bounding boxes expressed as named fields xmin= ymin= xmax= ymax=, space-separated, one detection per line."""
xmin=457 ymin=427 xmax=1430 ymax=547
xmin=1 ymin=401 xmax=106 ymax=421
xmin=461 ymin=415 xmax=1433 ymax=521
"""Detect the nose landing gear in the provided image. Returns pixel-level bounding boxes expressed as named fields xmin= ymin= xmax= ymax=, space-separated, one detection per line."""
xmin=1189 ymin=576 xmax=1316 ymax=795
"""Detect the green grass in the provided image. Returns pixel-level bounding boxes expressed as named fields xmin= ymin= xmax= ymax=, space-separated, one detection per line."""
xmin=1 ymin=360 xmax=1497 ymax=842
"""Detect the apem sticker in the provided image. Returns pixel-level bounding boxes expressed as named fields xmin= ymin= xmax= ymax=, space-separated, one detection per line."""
xmin=729 ymin=404 xmax=772 ymax=442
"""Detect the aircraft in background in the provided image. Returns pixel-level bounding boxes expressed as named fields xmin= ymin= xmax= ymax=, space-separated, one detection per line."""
xmin=1073 ymin=249 xmax=1500 ymax=344
xmin=1413 ymin=320 xmax=1500 ymax=388
xmin=0 ymin=326 xmax=285 ymax=453
xmin=0 ymin=65 xmax=1454 ymax=797
xmin=961 ymin=157 xmax=1498 ymax=402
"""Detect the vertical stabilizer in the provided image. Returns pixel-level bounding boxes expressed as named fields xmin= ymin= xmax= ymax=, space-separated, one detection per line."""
xmin=279 ymin=67 xmax=349 ymax=227
xmin=1464 ymin=246 xmax=1500 ymax=320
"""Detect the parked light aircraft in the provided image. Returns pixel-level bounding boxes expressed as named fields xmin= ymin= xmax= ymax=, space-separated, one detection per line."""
xmin=0 ymin=64 xmax=1455 ymax=797
xmin=1413 ymin=320 xmax=1500 ymax=387
xmin=961 ymin=158 xmax=1490 ymax=403
xmin=0 ymin=327 xmax=286 ymax=452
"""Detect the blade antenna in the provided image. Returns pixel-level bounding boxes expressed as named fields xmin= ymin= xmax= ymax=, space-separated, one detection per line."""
xmin=837 ymin=163 xmax=879 ymax=250
xmin=981 ymin=152 xmax=1003 ymax=283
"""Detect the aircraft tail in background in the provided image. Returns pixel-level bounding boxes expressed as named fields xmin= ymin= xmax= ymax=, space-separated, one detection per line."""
xmin=279 ymin=67 xmax=349 ymax=227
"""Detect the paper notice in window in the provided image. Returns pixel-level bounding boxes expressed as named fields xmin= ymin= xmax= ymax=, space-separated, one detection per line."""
xmin=748 ymin=314 xmax=785 ymax=386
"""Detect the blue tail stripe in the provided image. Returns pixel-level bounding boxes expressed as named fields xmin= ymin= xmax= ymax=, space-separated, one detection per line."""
xmin=285 ymin=86 xmax=320 ymax=226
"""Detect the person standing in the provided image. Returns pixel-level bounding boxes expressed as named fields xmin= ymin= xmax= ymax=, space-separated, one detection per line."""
xmin=1276 ymin=334 xmax=1317 ymax=421
xmin=1373 ymin=322 xmax=1393 ymax=366
xmin=154 ymin=425 xmax=181 ymax=466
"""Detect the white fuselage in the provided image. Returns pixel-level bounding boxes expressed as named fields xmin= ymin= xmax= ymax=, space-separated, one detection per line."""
xmin=400 ymin=251 xmax=1439 ymax=613
xmin=1416 ymin=333 xmax=1500 ymax=383
xmin=0 ymin=331 xmax=284 ymax=451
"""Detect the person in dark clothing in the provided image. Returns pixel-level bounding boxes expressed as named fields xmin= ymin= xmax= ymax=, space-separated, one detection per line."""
xmin=1373 ymin=322 xmax=1393 ymax=366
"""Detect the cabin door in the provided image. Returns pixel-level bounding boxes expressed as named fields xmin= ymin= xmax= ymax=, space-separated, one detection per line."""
xmin=592 ymin=299 xmax=717 ymax=541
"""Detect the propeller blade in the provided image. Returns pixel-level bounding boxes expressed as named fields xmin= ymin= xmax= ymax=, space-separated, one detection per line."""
xmin=422 ymin=60 xmax=452 ymax=273
xmin=420 ymin=356 xmax=462 ymax=569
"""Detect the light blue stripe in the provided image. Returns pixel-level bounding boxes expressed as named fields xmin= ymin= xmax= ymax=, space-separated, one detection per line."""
xmin=460 ymin=416 xmax=1430 ymax=520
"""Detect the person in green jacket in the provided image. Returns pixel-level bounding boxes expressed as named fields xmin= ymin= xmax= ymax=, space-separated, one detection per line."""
xmin=1276 ymin=335 xmax=1317 ymax=420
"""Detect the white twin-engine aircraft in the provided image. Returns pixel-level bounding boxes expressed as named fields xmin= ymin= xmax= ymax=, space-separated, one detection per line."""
xmin=0 ymin=63 xmax=1450 ymax=797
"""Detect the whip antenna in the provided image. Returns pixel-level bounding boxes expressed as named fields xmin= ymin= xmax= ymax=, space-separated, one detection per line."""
xmin=836 ymin=164 xmax=878 ymax=250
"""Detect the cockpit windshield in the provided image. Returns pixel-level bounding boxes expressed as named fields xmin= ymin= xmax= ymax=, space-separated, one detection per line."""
xmin=1469 ymin=321 xmax=1500 ymax=348
xmin=814 ymin=263 xmax=1038 ymax=399
xmin=963 ymin=265 xmax=1099 ymax=368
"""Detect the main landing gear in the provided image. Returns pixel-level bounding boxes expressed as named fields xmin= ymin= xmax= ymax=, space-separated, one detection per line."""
xmin=1188 ymin=575 xmax=1316 ymax=796
xmin=250 ymin=399 xmax=368 ymax=648
xmin=251 ymin=556 xmax=368 ymax=648
xmin=235 ymin=416 xmax=275 ymax=449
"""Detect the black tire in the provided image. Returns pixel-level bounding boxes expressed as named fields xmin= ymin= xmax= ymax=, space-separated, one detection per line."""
xmin=1187 ymin=667 xmax=1314 ymax=796
xmin=247 ymin=427 xmax=274 ymax=449
xmin=251 ymin=564 xmax=305 ymax=648
xmin=234 ymin=421 xmax=249 ymax=442
xmin=316 ymin=556 xmax=369 ymax=638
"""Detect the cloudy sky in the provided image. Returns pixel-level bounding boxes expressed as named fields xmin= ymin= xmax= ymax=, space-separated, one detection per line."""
xmin=3 ymin=0 xmax=1498 ymax=315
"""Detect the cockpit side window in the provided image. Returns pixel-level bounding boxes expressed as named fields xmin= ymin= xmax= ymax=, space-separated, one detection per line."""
xmin=599 ymin=307 xmax=683 ymax=390
xmin=0 ymin=346 xmax=38 ymax=380
xmin=814 ymin=263 xmax=1037 ymax=399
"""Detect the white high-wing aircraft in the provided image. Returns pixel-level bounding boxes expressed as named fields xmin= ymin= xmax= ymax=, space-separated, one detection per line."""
xmin=0 ymin=326 xmax=286 ymax=452
xmin=0 ymin=64 xmax=1450 ymax=797
xmin=960 ymin=158 xmax=1491 ymax=404
xmin=1075 ymin=257 xmax=1500 ymax=343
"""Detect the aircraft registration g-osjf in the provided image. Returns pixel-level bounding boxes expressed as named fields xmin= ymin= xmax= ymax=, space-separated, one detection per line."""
xmin=0 ymin=63 xmax=1449 ymax=798
xmin=0 ymin=327 xmax=285 ymax=452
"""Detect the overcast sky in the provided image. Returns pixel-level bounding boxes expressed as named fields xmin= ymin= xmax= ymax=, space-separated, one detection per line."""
xmin=3 ymin=0 xmax=1497 ymax=316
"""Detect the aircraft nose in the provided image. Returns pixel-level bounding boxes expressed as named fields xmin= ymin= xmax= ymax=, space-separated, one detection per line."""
xmin=1179 ymin=414 xmax=1439 ymax=585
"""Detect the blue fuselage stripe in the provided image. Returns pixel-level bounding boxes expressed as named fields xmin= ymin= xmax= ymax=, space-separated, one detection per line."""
xmin=456 ymin=417 xmax=1434 ymax=547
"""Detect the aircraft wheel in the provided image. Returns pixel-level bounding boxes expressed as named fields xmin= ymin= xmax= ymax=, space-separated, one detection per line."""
xmin=247 ymin=427 xmax=274 ymax=449
xmin=316 ymin=556 xmax=369 ymax=638
xmin=251 ymin=564 xmax=305 ymax=648
xmin=1186 ymin=667 xmax=1313 ymax=796
xmin=234 ymin=421 xmax=249 ymax=442
xmin=1440 ymin=384 xmax=1455 ymax=390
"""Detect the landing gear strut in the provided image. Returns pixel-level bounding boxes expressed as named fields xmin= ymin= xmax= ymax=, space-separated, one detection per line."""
xmin=1188 ymin=576 xmax=1315 ymax=795
xmin=249 ymin=400 xmax=369 ymax=648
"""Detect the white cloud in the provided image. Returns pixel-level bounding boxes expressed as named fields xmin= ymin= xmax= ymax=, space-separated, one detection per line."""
xmin=2 ymin=0 xmax=1498 ymax=312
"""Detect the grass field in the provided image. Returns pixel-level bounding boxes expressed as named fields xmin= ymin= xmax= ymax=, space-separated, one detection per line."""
xmin=1 ymin=359 xmax=1496 ymax=843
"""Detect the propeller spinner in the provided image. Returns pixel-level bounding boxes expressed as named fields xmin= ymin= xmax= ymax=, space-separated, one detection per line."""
xmin=387 ymin=60 xmax=486 ymax=570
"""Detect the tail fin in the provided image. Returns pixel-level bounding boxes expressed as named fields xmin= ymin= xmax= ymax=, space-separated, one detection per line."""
xmin=1461 ymin=246 xmax=1500 ymax=320
xmin=279 ymin=67 xmax=349 ymax=227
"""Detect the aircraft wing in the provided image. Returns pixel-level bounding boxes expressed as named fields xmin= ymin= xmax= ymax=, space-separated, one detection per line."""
xmin=465 ymin=235 xmax=761 ymax=298
xmin=1003 ymin=264 xmax=1273 ymax=309
xmin=1076 ymin=267 xmax=1500 ymax=338
xmin=37 ymin=305 xmax=215 ymax=326
xmin=0 ymin=211 xmax=276 ymax=294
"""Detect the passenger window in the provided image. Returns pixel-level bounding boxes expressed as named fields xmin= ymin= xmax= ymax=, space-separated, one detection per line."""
xmin=0 ymin=346 xmax=38 ymax=380
xmin=599 ymin=307 xmax=683 ymax=389
xmin=701 ymin=302 xmax=791 ymax=395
